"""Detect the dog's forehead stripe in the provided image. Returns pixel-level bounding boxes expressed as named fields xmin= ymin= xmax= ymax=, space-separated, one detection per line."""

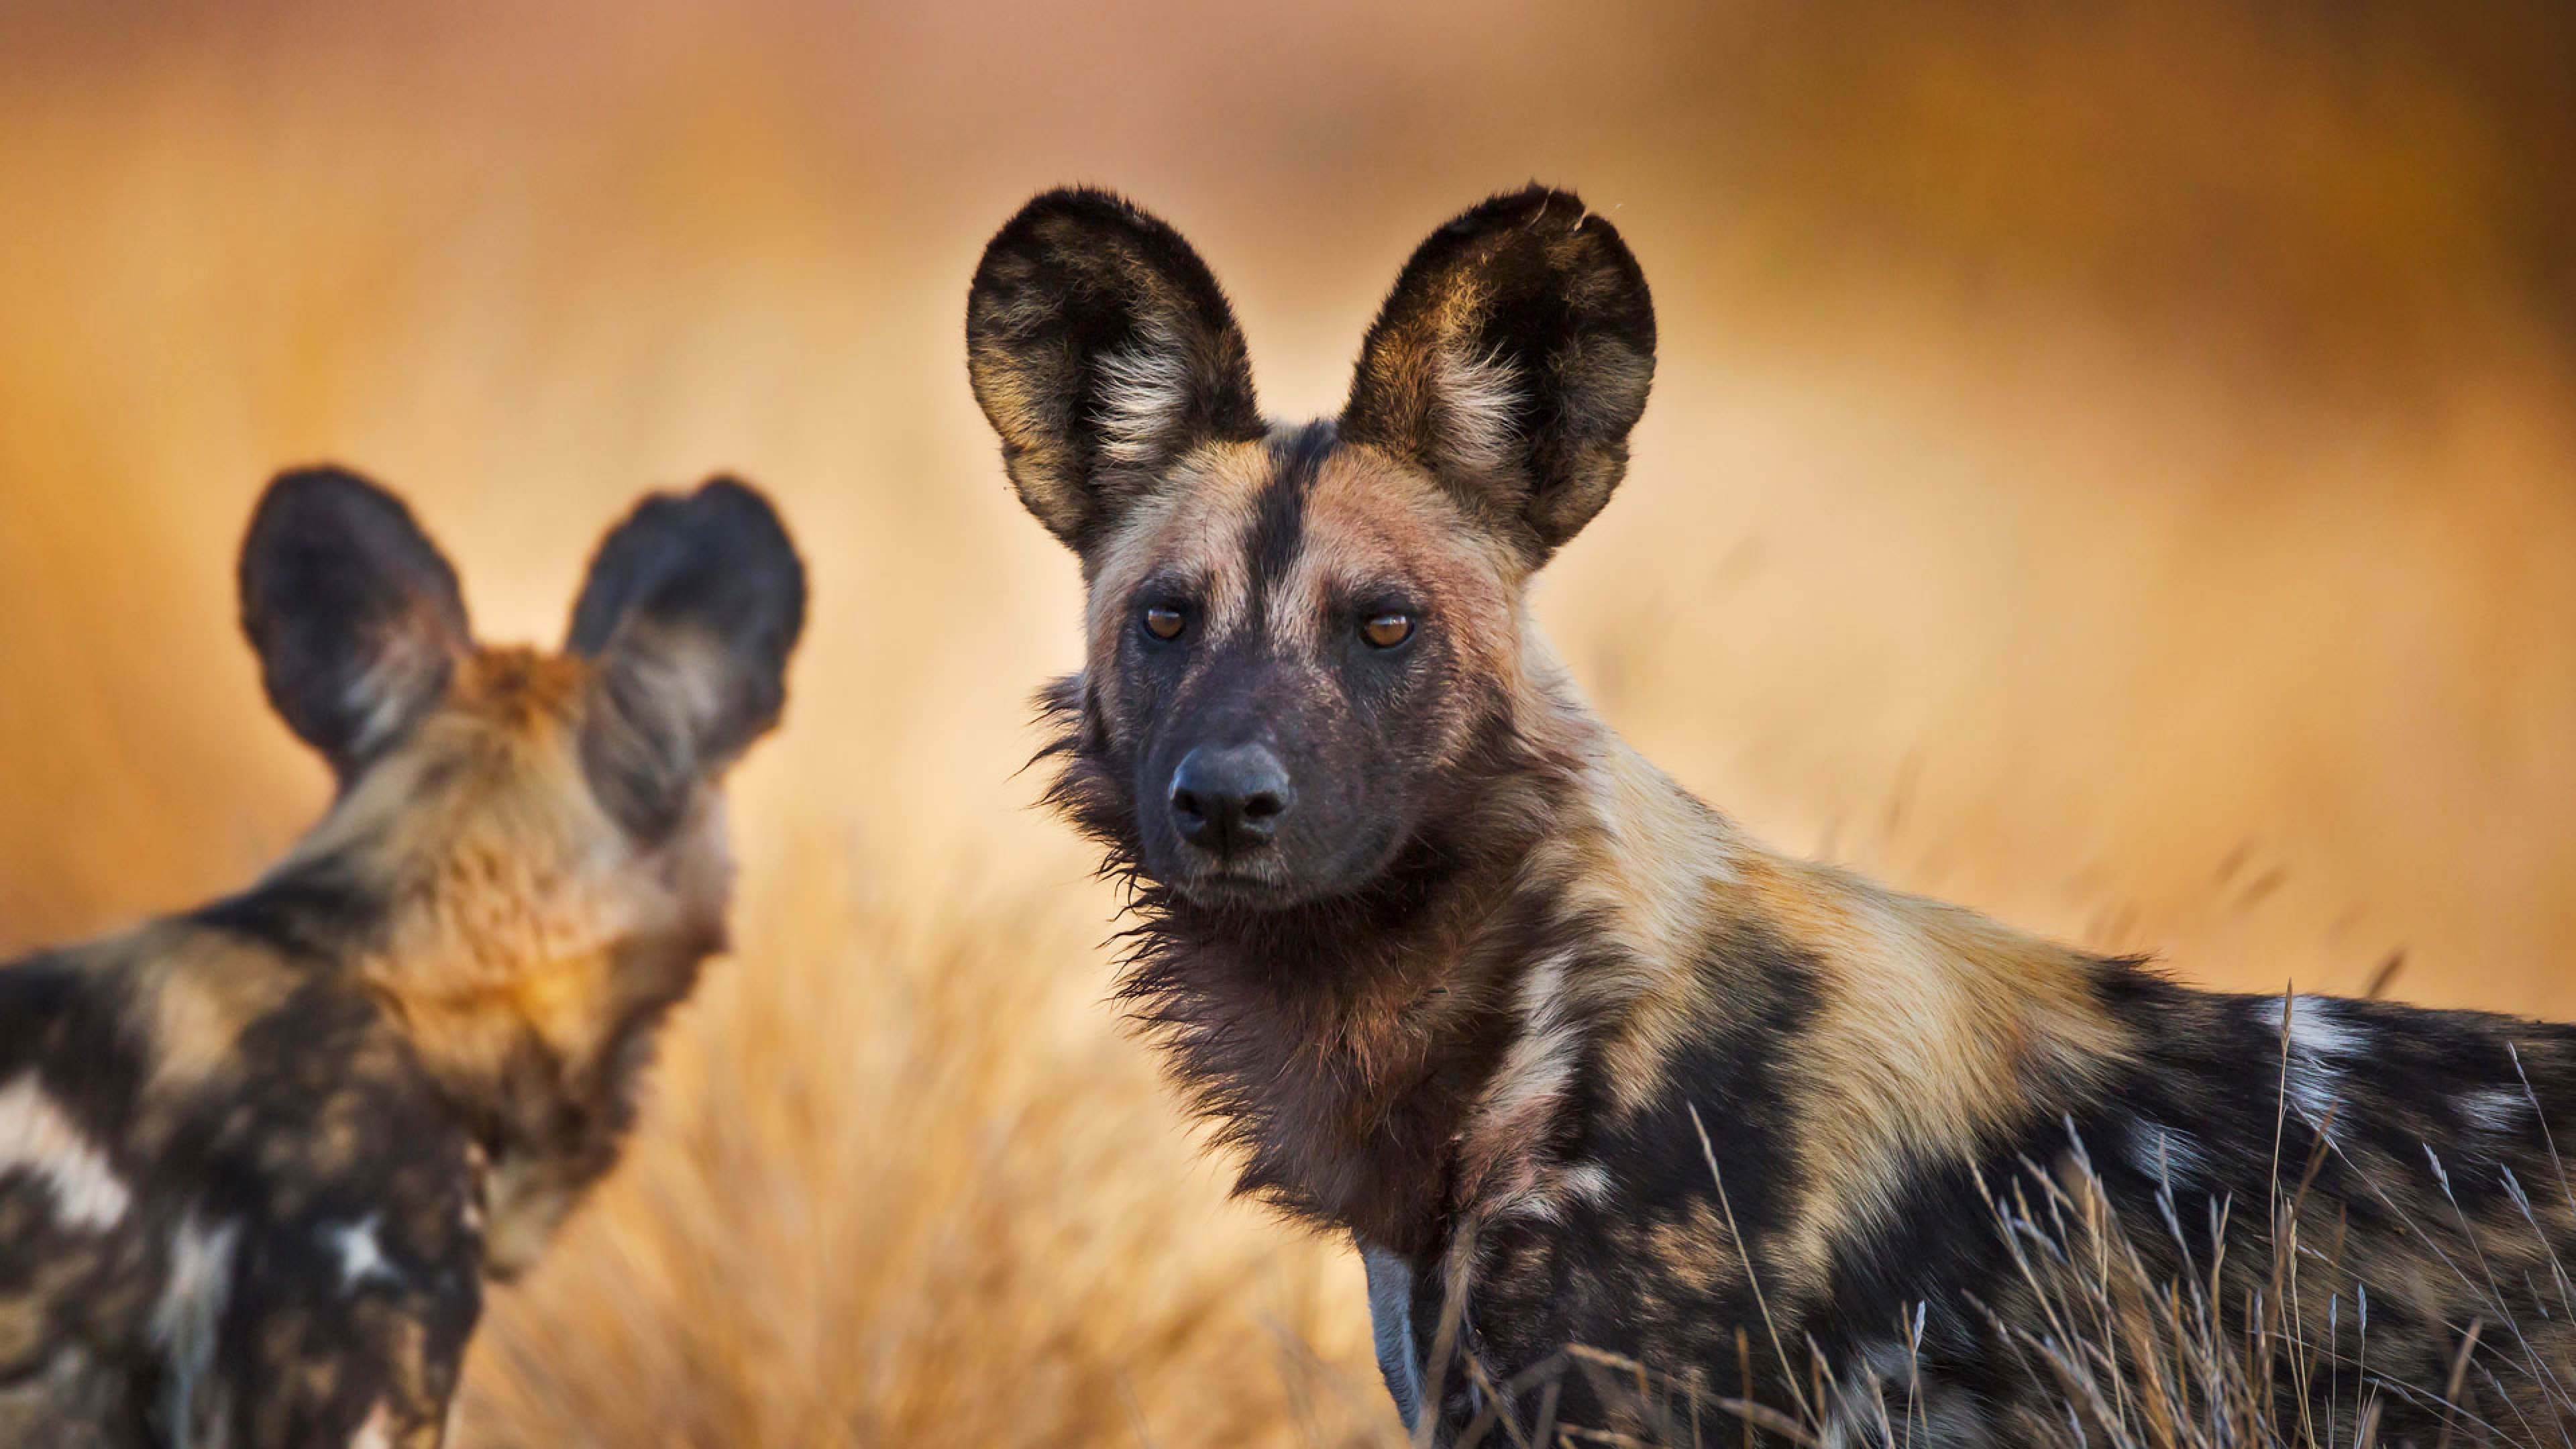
xmin=1082 ymin=443 xmax=1270 ymax=650
xmin=1244 ymin=421 xmax=1336 ymax=616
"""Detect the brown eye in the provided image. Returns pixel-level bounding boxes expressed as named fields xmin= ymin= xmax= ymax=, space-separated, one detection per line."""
xmin=1142 ymin=604 xmax=1187 ymax=641
xmin=1361 ymin=612 xmax=1414 ymax=649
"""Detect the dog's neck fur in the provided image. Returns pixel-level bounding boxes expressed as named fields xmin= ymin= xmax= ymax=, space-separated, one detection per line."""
xmin=217 ymin=814 xmax=726 ymax=1275
xmin=362 ymin=924 xmax=717 ymax=1275
xmin=1048 ymin=631 xmax=2126 ymax=1268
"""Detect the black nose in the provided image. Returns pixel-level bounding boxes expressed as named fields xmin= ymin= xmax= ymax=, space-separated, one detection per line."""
xmin=1169 ymin=744 xmax=1293 ymax=855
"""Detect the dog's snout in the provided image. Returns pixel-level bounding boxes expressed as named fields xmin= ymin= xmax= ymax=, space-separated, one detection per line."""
xmin=1169 ymin=744 xmax=1293 ymax=855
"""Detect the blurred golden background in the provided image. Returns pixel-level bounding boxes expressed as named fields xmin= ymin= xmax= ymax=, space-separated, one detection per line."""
xmin=4 ymin=1 xmax=2574 ymax=1442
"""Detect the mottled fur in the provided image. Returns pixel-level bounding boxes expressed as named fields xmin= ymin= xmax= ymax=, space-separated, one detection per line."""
xmin=973 ymin=186 xmax=2576 ymax=1444
xmin=0 ymin=469 xmax=804 ymax=1446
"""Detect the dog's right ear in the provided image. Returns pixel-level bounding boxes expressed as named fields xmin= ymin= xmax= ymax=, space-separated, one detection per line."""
xmin=965 ymin=187 xmax=1263 ymax=553
xmin=1342 ymin=188 xmax=1655 ymax=566
xmin=568 ymin=479 xmax=808 ymax=839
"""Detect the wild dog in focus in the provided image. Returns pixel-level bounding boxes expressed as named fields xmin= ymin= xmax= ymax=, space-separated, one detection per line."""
xmin=969 ymin=186 xmax=2576 ymax=1444
xmin=0 ymin=470 xmax=805 ymax=1446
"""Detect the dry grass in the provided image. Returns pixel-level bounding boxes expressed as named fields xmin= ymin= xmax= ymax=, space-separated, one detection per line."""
xmin=450 ymin=849 xmax=1398 ymax=1448
xmin=3 ymin=2 xmax=2575 ymax=1444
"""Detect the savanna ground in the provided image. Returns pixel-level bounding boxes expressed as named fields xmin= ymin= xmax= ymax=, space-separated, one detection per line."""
xmin=3 ymin=2 xmax=2574 ymax=1444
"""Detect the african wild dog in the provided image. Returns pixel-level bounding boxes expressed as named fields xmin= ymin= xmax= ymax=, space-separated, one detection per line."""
xmin=968 ymin=185 xmax=2576 ymax=1444
xmin=0 ymin=468 xmax=805 ymax=1446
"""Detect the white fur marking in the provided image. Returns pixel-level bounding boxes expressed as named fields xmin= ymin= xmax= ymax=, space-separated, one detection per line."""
xmin=0 ymin=1073 xmax=132 ymax=1229
xmin=1466 ymin=950 xmax=1587 ymax=1222
xmin=2251 ymin=993 xmax=2364 ymax=1055
xmin=2253 ymin=995 xmax=2357 ymax=1130
xmin=1434 ymin=342 xmax=1521 ymax=476
xmin=152 ymin=1211 xmax=242 ymax=1449
xmin=327 ymin=1214 xmax=400 ymax=1292
xmin=2131 ymin=1123 xmax=2208 ymax=1187
xmin=2461 ymin=1086 xmax=2527 ymax=1137
xmin=1817 ymin=1339 xmax=1914 ymax=1449
xmin=1093 ymin=319 xmax=1193 ymax=468
xmin=1813 ymin=1328 xmax=1986 ymax=1449
xmin=1561 ymin=1161 xmax=1613 ymax=1205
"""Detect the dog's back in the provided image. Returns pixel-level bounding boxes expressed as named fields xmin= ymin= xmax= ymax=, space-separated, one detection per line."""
xmin=0 ymin=928 xmax=478 ymax=1446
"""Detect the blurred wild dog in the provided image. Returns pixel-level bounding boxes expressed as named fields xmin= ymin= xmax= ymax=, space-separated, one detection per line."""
xmin=0 ymin=470 xmax=804 ymax=1446
xmin=969 ymin=186 xmax=2576 ymax=1444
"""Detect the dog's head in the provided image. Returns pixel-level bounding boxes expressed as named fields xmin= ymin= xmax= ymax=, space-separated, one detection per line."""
xmin=239 ymin=469 xmax=804 ymax=1135
xmin=969 ymin=186 xmax=1653 ymax=908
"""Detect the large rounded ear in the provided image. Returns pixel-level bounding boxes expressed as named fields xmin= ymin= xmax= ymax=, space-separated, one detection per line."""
xmin=567 ymin=478 xmax=808 ymax=839
xmin=239 ymin=467 xmax=472 ymax=781
xmin=1340 ymin=187 xmax=1656 ymax=564
xmin=965 ymin=187 xmax=1264 ymax=554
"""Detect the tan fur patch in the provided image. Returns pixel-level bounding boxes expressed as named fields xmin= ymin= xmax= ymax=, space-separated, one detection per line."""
xmin=1450 ymin=726 xmax=1729 ymax=1233
xmin=0 ymin=1075 xmax=131 ymax=1230
xmin=130 ymin=933 xmax=301 ymax=1109
xmin=1535 ymin=739 xmax=1744 ymax=1116
xmin=0 ymin=1297 xmax=48 ymax=1368
xmin=1463 ymin=662 xmax=2135 ymax=1301
xmin=1748 ymin=857 xmax=2132 ymax=1288
xmin=1274 ymin=447 xmax=1523 ymax=686
xmin=1082 ymin=439 xmax=1274 ymax=674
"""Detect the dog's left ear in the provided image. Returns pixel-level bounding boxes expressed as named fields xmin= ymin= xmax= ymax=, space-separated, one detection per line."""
xmin=239 ymin=467 xmax=474 ymax=782
xmin=1342 ymin=187 xmax=1656 ymax=564
xmin=567 ymin=478 xmax=808 ymax=839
